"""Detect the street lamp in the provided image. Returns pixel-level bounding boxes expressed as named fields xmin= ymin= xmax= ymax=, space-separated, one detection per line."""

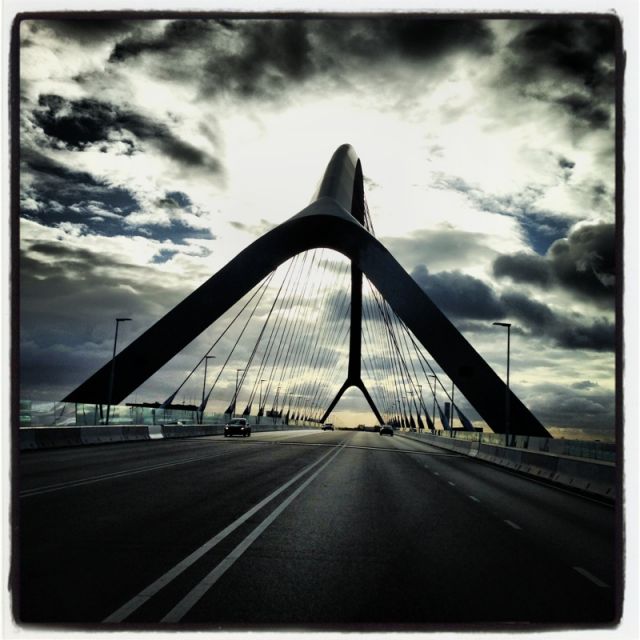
xmin=200 ymin=355 xmax=216 ymax=424
xmin=106 ymin=318 xmax=131 ymax=425
xmin=427 ymin=374 xmax=437 ymax=431
xmin=259 ymin=378 xmax=266 ymax=414
xmin=234 ymin=369 xmax=245 ymax=418
xmin=492 ymin=322 xmax=512 ymax=446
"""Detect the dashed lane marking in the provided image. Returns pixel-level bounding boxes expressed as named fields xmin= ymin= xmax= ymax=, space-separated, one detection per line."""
xmin=504 ymin=520 xmax=522 ymax=530
xmin=469 ymin=495 xmax=480 ymax=502
xmin=573 ymin=567 xmax=610 ymax=588
xmin=21 ymin=449 xmax=238 ymax=498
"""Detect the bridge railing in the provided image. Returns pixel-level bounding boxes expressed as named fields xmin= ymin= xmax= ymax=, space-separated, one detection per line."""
xmin=417 ymin=429 xmax=615 ymax=462
xmin=18 ymin=400 xmax=320 ymax=429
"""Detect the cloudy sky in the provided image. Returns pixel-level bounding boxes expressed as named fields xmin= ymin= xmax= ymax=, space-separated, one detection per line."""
xmin=18 ymin=14 xmax=618 ymax=439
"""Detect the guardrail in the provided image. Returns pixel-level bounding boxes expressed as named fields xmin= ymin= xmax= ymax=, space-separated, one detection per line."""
xmin=401 ymin=431 xmax=616 ymax=501
xmin=19 ymin=423 xmax=315 ymax=451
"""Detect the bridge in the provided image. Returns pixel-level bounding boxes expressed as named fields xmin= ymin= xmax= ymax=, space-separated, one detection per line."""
xmin=16 ymin=146 xmax=618 ymax=628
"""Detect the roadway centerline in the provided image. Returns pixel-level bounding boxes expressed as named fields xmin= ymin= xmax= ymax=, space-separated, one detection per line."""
xmin=103 ymin=440 xmax=347 ymax=623
xmin=160 ymin=440 xmax=348 ymax=622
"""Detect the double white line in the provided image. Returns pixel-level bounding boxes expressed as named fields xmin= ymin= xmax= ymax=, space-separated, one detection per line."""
xmin=105 ymin=440 xmax=347 ymax=623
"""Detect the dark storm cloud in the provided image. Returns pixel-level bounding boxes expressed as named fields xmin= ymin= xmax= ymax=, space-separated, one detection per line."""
xmin=20 ymin=243 xmax=181 ymax=347
xmin=30 ymin=18 xmax=135 ymax=43
xmin=20 ymin=18 xmax=138 ymax=49
xmin=493 ymin=223 xmax=615 ymax=304
xmin=21 ymin=148 xmax=137 ymax=233
xmin=382 ymin=228 xmax=497 ymax=273
xmin=506 ymin=18 xmax=616 ymax=128
xmin=548 ymin=222 xmax=615 ymax=295
xmin=501 ymin=292 xmax=614 ymax=351
xmin=19 ymin=239 xmax=204 ymax=399
xmin=434 ymin=174 xmax=573 ymax=255
xmin=411 ymin=264 xmax=505 ymax=320
xmin=525 ymin=381 xmax=614 ymax=432
xmin=411 ymin=265 xmax=613 ymax=351
xmin=33 ymin=94 xmax=222 ymax=172
xmin=493 ymin=252 xmax=551 ymax=286
xmin=555 ymin=93 xmax=610 ymax=129
xmin=108 ymin=18 xmax=494 ymax=99
xmin=21 ymin=151 xmax=212 ymax=244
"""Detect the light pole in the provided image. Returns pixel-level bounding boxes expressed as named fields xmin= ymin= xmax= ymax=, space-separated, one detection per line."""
xmin=493 ymin=322 xmax=512 ymax=446
xmin=234 ymin=369 xmax=244 ymax=418
xmin=427 ymin=374 xmax=436 ymax=431
xmin=258 ymin=378 xmax=266 ymax=423
xmin=200 ymin=355 xmax=216 ymax=424
xmin=418 ymin=384 xmax=423 ymax=432
xmin=106 ymin=317 xmax=131 ymax=425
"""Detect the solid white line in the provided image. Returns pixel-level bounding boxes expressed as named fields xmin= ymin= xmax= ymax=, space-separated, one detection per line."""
xmin=504 ymin=519 xmax=522 ymax=530
xmin=469 ymin=495 xmax=480 ymax=502
xmin=103 ymin=441 xmax=344 ymax=623
xmin=573 ymin=566 xmax=610 ymax=588
xmin=161 ymin=441 xmax=347 ymax=622
xmin=20 ymin=450 xmax=235 ymax=498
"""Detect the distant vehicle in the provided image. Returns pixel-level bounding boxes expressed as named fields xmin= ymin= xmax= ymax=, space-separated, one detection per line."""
xmin=379 ymin=424 xmax=394 ymax=436
xmin=321 ymin=423 xmax=334 ymax=431
xmin=224 ymin=418 xmax=251 ymax=437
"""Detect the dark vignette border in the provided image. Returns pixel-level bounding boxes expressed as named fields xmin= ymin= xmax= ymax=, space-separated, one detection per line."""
xmin=8 ymin=8 xmax=626 ymax=634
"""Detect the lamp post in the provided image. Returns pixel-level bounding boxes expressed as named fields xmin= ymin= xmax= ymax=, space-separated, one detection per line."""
xmin=418 ymin=384 xmax=423 ymax=432
xmin=492 ymin=322 xmax=512 ymax=447
xmin=200 ymin=355 xmax=216 ymax=424
xmin=427 ymin=374 xmax=436 ymax=431
xmin=234 ymin=369 xmax=244 ymax=418
xmin=259 ymin=379 xmax=266 ymax=413
xmin=106 ymin=317 xmax=131 ymax=425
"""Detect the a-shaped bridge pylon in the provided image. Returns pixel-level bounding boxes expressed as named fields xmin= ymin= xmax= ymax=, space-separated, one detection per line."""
xmin=64 ymin=144 xmax=550 ymax=438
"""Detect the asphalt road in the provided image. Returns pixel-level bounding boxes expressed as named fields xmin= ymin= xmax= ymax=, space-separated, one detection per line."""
xmin=15 ymin=429 xmax=619 ymax=629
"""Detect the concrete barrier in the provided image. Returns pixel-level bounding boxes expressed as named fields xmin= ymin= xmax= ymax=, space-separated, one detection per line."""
xmin=36 ymin=427 xmax=82 ymax=448
xmin=18 ymin=423 xmax=314 ymax=451
xmin=121 ymin=426 xmax=151 ymax=442
xmin=19 ymin=428 xmax=39 ymax=450
xmin=147 ymin=424 xmax=164 ymax=440
xmin=80 ymin=426 xmax=124 ymax=445
xmin=403 ymin=432 xmax=616 ymax=501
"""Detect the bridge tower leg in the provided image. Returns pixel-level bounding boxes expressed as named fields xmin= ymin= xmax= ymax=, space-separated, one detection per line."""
xmin=319 ymin=161 xmax=384 ymax=426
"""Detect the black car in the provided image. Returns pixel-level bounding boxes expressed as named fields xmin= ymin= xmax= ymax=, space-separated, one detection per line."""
xmin=379 ymin=424 xmax=394 ymax=436
xmin=224 ymin=418 xmax=252 ymax=437
xmin=321 ymin=423 xmax=334 ymax=431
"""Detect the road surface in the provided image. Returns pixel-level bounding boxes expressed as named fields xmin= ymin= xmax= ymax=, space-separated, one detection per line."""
xmin=16 ymin=429 xmax=619 ymax=628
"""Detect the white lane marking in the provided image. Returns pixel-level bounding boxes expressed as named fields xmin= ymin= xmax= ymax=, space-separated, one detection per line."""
xmin=469 ymin=495 xmax=480 ymax=502
xmin=573 ymin=566 xmax=610 ymax=588
xmin=448 ymin=481 xmax=456 ymax=487
xmin=103 ymin=441 xmax=345 ymax=623
xmin=20 ymin=450 xmax=237 ymax=498
xmin=504 ymin=520 xmax=522 ymax=530
xmin=433 ymin=471 xmax=440 ymax=476
xmin=161 ymin=441 xmax=347 ymax=622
